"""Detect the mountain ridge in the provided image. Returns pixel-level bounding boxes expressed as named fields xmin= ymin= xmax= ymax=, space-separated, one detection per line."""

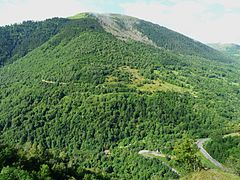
xmin=80 ymin=13 xmax=229 ymax=62
xmin=0 ymin=12 xmax=231 ymax=67
xmin=105 ymin=13 xmax=230 ymax=62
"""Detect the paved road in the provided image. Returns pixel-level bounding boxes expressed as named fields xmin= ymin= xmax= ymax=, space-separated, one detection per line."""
xmin=139 ymin=136 xmax=232 ymax=176
xmin=196 ymin=138 xmax=225 ymax=170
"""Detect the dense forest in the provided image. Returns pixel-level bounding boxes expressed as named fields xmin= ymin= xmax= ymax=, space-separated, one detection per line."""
xmin=205 ymin=135 xmax=240 ymax=175
xmin=135 ymin=20 xmax=229 ymax=62
xmin=0 ymin=18 xmax=69 ymax=66
xmin=0 ymin=13 xmax=240 ymax=179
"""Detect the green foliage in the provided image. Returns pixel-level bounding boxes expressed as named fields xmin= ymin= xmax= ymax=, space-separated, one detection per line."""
xmin=0 ymin=144 xmax=18 ymax=169
xmin=182 ymin=169 xmax=240 ymax=180
xmin=173 ymin=137 xmax=202 ymax=173
xmin=0 ymin=142 xmax=179 ymax=179
xmin=38 ymin=164 xmax=51 ymax=179
xmin=69 ymin=12 xmax=90 ymax=20
xmin=0 ymin=18 xmax=69 ymax=66
xmin=135 ymin=20 xmax=229 ymax=62
xmin=226 ymin=156 xmax=240 ymax=176
xmin=209 ymin=43 xmax=240 ymax=59
xmin=0 ymin=166 xmax=34 ymax=180
xmin=205 ymin=135 xmax=240 ymax=176
xmin=0 ymin=13 xmax=240 ymax=179
xmin=0 ymin=143 xmax=110 ymax=180
xmin=205 ymin=136 xmax=240 ymax=165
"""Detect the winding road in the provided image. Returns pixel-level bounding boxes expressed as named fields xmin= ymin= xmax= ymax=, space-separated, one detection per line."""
xmin=139 ymin=138 xmax=227 ymax=176
xmin=196 ymin=138 xmax=225 ymax=170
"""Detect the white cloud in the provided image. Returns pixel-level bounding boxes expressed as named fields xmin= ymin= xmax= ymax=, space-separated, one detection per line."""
xmin=0 ymin=0 xmax=239 ymax=43
xmin=121 ymin=0 xmax=240 ymax=43
xmin=0 ymin=0 xmax=97 ymax=25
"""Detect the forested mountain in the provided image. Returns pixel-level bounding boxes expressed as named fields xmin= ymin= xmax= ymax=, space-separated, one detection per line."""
xmin=0 ymin=13 xmax=240 ymax=179
xmin=87 ymin=13 xmax=229 ymax=62
xmin=0 ymin=18 xmax=69 ymax=66
xmin=209 ymin=43 xmax=240 ymax=58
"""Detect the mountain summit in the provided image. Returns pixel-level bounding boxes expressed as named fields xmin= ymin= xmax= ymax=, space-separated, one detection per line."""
xmin=0 ymin=12 xmax=228 ymax=67
xmin=74 ymin=13 xmax=227 ymax=61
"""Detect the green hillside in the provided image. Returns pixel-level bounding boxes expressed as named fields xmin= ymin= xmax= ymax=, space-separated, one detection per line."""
xmin=209 ymin=43 xmax=240 ymax=58
xmin=135 ymin=20 xmax=229 ymax=62
xmin=204 ymin=134 xmax=240 ymax=176
xmin=89 ymin=13 xmax=229 ymax=62
xmin=0 ymin=13 xmax=240 ymax=179
xmin=182 ymin=169 xmax=240 ymax=180
xmin=0 ymin=18 xmax=70 ymax=67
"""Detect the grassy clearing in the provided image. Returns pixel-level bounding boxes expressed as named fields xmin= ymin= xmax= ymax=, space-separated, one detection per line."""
xmin=121 ymin=66 xmax=145 ymax=84
xmin=68 ymin=13 xmax=89 ymax=19
xmin=120 ymin=66 xmax=193 ymax=93
xmin=197 ymin=152 xmax=220 ymax=170
xmin=181 ymin=169 xmax=240 ymax=180
xmin=224 ymin=132 xmax=240 ymax=137
xmin=139 ymin=80 xmax=190 ymax=93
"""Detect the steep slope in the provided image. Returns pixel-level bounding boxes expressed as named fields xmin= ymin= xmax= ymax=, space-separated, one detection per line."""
xmin=93 ymin=13 xmax=156 ymax=46
xmin=0 ymin=13 xmax=230 ymax=67
xmin=85 ymin=13 xmax=229 ymax=62
xmin=0 ymin=17 xmax=185 ymax=179
xmin=0 ymin=18 xmax=69 ymax=66
xmin=0 ymin=13 xmax=240 ymax=179
xmin=135 ymin=20 xmax=228 ymax=62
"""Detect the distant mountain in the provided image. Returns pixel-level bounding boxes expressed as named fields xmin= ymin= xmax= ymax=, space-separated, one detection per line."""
xmin=208 ymin=43 xmax=240 ymax=58
xmin=0 ymin=13 xmax=239 ymax=179
xmin=89 ymin=13 xmax=228 ymax=62
xmin=0 ymin=13 xmax=229 ymax=67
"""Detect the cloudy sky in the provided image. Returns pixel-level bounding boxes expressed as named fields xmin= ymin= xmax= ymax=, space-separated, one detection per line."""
xmin=0 ymin=0 xmax=239 ymax=44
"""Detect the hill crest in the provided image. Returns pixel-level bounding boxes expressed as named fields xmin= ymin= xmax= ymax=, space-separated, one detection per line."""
xmin=71 ymin=12 xmax=229 ymax=62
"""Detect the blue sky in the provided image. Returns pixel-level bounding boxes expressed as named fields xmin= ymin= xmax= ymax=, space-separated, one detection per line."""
xmin=0 ymin=0 xmax=240 ymax=44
